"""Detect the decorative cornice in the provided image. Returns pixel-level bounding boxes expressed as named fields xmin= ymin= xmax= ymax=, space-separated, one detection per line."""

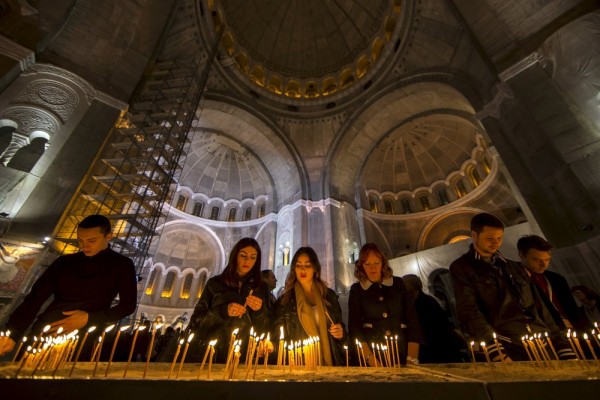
xmin=0 ymin=34 xmax=35 ymax=71
xmin=499 ymin=52 xmax=543 ymax=82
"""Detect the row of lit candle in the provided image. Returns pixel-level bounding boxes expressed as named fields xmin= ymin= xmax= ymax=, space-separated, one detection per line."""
xmin=354 ymin=335 xmax=401 ymax=368
xmin=467 ymin=329 xmax=600 ymax=379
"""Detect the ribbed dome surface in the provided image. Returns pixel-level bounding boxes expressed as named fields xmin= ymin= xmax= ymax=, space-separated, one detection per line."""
xmin=179 ymin=131 xmax=273 ymax=200
xmin=361 ymin=116 xmax=478 ymax=192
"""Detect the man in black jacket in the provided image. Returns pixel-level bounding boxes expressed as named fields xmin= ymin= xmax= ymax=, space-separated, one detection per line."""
xmin=0 ymin=215 xmax=137 ymax=358
xmin=517 ymin=235 xmax=583 ymax=330
xmin=449 ymin=213 xmax=576 ymax=361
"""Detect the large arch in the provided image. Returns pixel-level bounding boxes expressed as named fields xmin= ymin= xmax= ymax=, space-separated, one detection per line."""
xmin=198 ymin=97 xmax=309 ymax=208
xmin=324 ymin=80 xmax=478 ymax=204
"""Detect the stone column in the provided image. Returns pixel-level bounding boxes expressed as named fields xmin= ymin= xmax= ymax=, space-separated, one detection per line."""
xmin=0 ymin=131 xmax=28 ymax=166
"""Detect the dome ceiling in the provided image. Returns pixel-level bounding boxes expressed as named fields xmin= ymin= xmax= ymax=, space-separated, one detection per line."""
xmin=211 ymin=0 xmax=401 ymax=99
xmin=361 ymin=115 xmax=478 ymax=193
xmin=153 ymin=228 xmax=217 ymax=270
xmin=179 ymin=131 xmax=273 ymax=201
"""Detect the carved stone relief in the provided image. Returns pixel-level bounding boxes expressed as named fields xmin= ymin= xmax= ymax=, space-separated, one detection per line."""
xmin=2 ymin=106 xmax=59 ymax=136
xmin=14 ymin=80 xmax=79 ymax=123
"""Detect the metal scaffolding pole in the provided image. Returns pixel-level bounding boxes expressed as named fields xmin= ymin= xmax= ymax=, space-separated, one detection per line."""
xmin=53 ymin=24 xmax=224 ymax=273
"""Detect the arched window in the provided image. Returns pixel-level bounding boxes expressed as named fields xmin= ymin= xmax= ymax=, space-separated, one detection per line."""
xmin=175 ymin=195 xmax=187 ymax=211
xmin=145 ymin=269 xmax=158 ymax=295
xmin=482 ymin=157 xmax=491 ymax=174
xmin=244 ymin=207 xmax=252 ymax=221
xmin=401 ymin=199 xmax=412 ymax=214
xmin=192 ymin=202 xmax=203 ymax=216
xmin=258 ymin=204 xmax=266 ymax=218
xmin=210 ymin=206 xmax=220 ymax=220
xmin=369 ymin=196 xmax=378 ymax=213
xmin=197 ymin=273 xmax=208 ymax=298
xmin=384 ymin=199 xmax=395 ymax=214
xmin=469 ymin=167 xmax=482 ymax=187
xmin=161 ymin=271 xmax=176 ymax=298
xmin=456 ymin=180 xmax=467 ymax=198
xmin=180 ymin=274 xmax=193 ymax=299
xmin=437 ymin=187 xmax=449 ymax=205
xmin=419 ymin=195 xmax=430 ymax=211
xmin=227 ymin=208 xmax=237 ymax=222
xmin=7 ymin=136 xmax=48 ymax=173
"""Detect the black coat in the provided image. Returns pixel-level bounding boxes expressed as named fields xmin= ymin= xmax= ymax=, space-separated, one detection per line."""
xmin=534 ymin=269 xmax=586 ymax=330
xmin=188 ymin=274 xmax=270 ymax=361
xmin=348 ymin=276 xmax=423 ymax=361
xmin=449 ymin=246 xmax=578 ymax=361
xmin=272 ymin=287 xmax=347 ymax=366
xmin=5 ymin=248 xmax=137 ymax=339
xmin=413 ymin=291 xmax=464 ymax=363
xmin=449 ymin=247 xmax=563 ymax=343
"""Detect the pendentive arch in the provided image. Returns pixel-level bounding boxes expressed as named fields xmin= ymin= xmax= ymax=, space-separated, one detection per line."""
xmin=324 ymin=78 xmax=479 ymax=205
xmin=198 ymin=95 xmax=309 ymax=207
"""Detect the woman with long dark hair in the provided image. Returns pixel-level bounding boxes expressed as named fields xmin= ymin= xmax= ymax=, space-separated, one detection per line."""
xmin=188 ymin=237 xmax=270 ymax=361
xmin=348 ymin=243 xmax=422 ymax=366
xmin=273 ymin=247 xmax=346 ymax=366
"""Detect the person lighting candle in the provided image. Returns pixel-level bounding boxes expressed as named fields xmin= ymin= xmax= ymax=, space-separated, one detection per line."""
xmin=273 ymin=247 xmax=347 ymax=366
xmin=348 ymin=243 xmax=423 ymax=366
xmin=188 ymin=238 xmax=270 ymax=363
xmin=0 ymin=215 xmax=137 ymax=359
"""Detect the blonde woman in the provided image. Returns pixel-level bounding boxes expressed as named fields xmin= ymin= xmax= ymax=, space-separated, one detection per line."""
xmin=273 ymin=247 xmax=346 ymax=366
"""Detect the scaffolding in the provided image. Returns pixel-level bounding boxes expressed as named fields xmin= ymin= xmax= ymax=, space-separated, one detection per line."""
xmin=53 ymin=28 xmax=224 ymax=272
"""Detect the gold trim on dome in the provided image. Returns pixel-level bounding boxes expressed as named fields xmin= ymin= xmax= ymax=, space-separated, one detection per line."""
xmin=209 ymin=0 xmax=402 ymax=100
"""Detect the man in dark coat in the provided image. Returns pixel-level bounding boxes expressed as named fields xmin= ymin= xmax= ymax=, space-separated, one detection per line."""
xmin=517 ymin=235 xmax=584 ymax=330
xmin=449 ymin=213 xmax=576 ymax=362
xmin=0 ymin=215 xmax=138 ymax=358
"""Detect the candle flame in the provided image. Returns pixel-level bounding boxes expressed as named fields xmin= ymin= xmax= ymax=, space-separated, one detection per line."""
xmin=179 ymin=339 xmax=185 ymax=345
xmin=280 ymin=326 xmax=284 ymax=339
xmin=470 ymin=341 xmax=474 ymax=346
xmin=344 ymin=345 xmax=348 ymax=350
xmin=480 ymin=341 xmax=486 ymax=347
xmin=120 ymin=325 xmax=130 ymax=332
xmin=232 ymin=328 xmax=239 ymax=336
xmin=584 ymin=333 xmax=589 ymax=340
xmin=88 ymin=326 xmax=97 ymax=333
xmin=138 ymin=325 xmax=147 ymax=332
xmin=22 ymin=336 xmax=27 ymax=342
xmin=209 ymin=339 xmax=217 ymax=346
xmin=57 ymin=327 xmax=64 ymax=335
xmin=105 ymin=324 xmax=116 ymax=333
xmin=493 ymin=332 xmax=497 ymax=339
xmin=42 ymin=325 xmax=51 ymax=333
xmin=187 ymin=333 xmax=194 ymax=342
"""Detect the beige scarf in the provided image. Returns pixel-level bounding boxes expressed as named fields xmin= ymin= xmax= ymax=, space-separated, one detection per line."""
xmin=294 ymin=282 xmax=333 ymax=366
